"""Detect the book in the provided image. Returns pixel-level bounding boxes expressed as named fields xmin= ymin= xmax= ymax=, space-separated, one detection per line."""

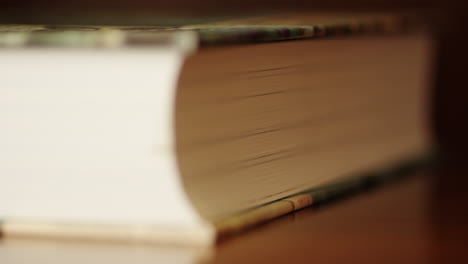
xmin=0 ymin=13 xmax=433 ymax=246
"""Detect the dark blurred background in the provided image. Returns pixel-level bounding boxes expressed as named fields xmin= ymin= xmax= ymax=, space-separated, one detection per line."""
xmin=1 ymin=0 xmax=467 ymax=261
xmin=0 ymin=0 xmax=460 ymax=24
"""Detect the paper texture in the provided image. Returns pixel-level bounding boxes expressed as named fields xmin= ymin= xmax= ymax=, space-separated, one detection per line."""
xmin=0 ymin=40 xmax=213 ymax=244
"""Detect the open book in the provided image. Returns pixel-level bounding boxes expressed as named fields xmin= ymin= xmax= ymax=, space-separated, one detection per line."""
xmin=0 ymin=14 xmax=433 ymax=245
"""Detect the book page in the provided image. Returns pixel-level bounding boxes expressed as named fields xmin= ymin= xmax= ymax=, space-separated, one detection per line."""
xmin=0 ymin=45 xmax=213 ymax=244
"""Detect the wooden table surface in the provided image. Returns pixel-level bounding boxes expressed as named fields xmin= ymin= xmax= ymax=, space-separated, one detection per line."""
xmin=214 ymin=171 xmax=434 ymax=264
xmin=1 ymin=170 xmax=467 ymax=264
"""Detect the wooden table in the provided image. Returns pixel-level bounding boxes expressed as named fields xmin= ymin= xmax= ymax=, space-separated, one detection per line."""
xmin=3 ymin=169 xmax=466 ymax=264
xmin=214 ymin=171 xmax=434 ymax=264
